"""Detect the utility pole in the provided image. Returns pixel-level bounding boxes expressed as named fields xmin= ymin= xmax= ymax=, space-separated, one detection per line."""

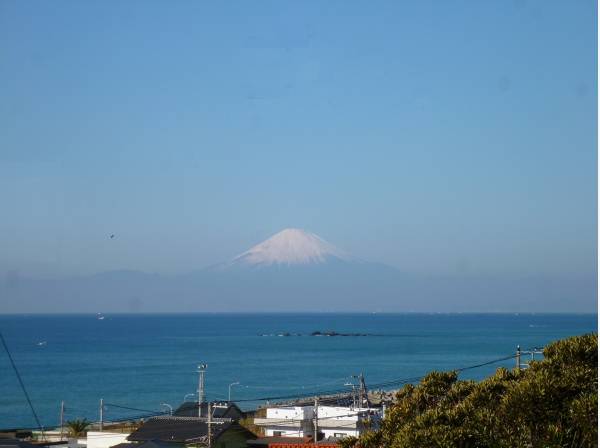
xmin=198 ymin=364 xmax=207 ymax=417
xmin=356 ymin=373 xmax=369 ymax=408
xmin=59 ymin=401 xmax=65 ymax=440
xmin=516 ymin=345 xmax=521 ymax=371
xmin=313 ymin=397 xmax=319 ymax=442
xmin=351 ymin=375 xmax=359 ymax=408
xmin=358 ymin=380 xmax=362 ymax=408
xmin=99 ymin=398 xmax=104 ymax=430
xmin=207 ymin=401 xmax=212 ymax=448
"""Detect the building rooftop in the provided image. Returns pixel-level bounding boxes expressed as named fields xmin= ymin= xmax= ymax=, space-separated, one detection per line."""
xmin=127 ymin=417 xmax=253 ymax=444
xmin=247 ymin=437 xmax=312 ymax=446
xmin=111 ymin=440 xmax=182 ymax=448
xmin=247 ymin=437 xmax=339 ymax=447
xmin=173 ymin=401 xmax=243 ymax=420
xmin=0 ymin=440 xmax=39 ymax=448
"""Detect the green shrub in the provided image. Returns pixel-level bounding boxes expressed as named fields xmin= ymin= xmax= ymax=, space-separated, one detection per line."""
xmin=347 ymin=333 xmax=597 ymax=448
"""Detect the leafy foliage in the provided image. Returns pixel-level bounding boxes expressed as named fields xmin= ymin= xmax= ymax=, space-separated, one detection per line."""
xmin=66 ymin=418 xmax=90 ymax=437
xmin=340 ymin=333 xmax=597 ymax=448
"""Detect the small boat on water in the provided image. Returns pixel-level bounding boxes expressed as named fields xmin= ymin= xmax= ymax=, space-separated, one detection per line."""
xmin=97 ymin=313 xmax=105 ymax=320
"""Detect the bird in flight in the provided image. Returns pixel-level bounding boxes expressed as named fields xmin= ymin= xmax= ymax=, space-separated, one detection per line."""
xmin=110 ymin=234 xmax=115 ymax=239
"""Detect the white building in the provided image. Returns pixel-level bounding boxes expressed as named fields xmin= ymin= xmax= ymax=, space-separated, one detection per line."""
xmin=86 ymin=431 xmax=130 ymax=448
xmin=316 ymin=406 xmax=380 ymax=439
xmin=254 ymin=406 xmax=314 ymax=437
xmin=254 ymin=405 xmax=381 ymax=440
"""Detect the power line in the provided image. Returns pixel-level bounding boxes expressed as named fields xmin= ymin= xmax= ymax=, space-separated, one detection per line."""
xmin=0 ymin=352 xmax=518 ymax=431
xmin=234 ymin=353 xmax=517 ymax=403
xmin=103 ymin=403 xmax=166 ymax=414
xmin=0 ymin=331 xmax=45 ymax=438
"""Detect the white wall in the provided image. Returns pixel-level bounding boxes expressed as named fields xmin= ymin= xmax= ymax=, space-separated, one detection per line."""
xmin=317 ymin=406 xmax=380 ymax=420
xmin=266 ymin=406 xmax=312 ymax=420
xmin=86 ymin=432 xmax=130 ymax=448
xmin=265 ymin=428 xmax=305 ymax=437
xmin=68 ymin=438 xmax=87 ymax=448
xmin=318 ymin=406 xmax=360 ymax=420
xmin=259 ymin=405 xmax=381 ymax=440
xmin=321 ymin=428 xmax=358 ymax=439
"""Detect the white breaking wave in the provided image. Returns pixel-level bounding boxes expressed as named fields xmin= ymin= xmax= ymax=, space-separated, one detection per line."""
xmin=229 ymin=228 xmax=352 ymax=267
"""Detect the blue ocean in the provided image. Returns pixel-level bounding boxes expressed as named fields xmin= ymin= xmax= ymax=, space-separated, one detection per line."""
xmin=0 ymin=313 xmax=596 ymax=429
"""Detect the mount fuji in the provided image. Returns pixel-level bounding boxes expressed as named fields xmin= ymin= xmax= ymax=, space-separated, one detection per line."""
xmin=190 ymin=228 xmax=400 ymax=310
xmin=220 ymin=228 xmax=357 ymax=269
xmin=1 ymin=229 xmax=595 ymax=313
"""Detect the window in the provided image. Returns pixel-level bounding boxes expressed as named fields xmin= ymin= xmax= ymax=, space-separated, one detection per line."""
xmin=273 ymin=431 xmax=283 ymax=437
xmin=334 ymin=433 xmax=347 ymax=438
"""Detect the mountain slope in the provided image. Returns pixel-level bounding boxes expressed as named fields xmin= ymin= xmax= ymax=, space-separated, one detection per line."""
xmin=222 ymin=228 xmax=354 ymax=269
xmin=1 ymin=229 xmax=596 ymax=313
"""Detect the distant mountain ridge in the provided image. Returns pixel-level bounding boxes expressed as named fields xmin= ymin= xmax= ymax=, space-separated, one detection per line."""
xmin=1 ymin=228 xmax=596 ymax=313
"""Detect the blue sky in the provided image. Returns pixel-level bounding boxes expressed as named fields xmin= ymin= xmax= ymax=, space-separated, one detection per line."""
xmin=0 ymin=0 xmax=597 ymax=278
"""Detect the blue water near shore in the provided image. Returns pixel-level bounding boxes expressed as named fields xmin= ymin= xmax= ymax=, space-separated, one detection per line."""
xmin=0 ymin=313 xmax=596 ymax=429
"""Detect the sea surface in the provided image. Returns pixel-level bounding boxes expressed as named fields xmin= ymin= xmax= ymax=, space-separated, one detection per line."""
xmin=0 ymin=313 xmax=596 ymax=429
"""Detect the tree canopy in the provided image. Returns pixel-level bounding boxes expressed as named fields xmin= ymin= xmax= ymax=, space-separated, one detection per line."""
xmin=66 ymin=418 xmax=90 ymax=437
xmin=341 ymin=333 xmax=597 ymax=448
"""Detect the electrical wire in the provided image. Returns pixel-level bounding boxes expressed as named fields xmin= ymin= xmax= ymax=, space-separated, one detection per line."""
xmin=0 ymin=331 xmax=45 ymax=438
xmin=1 ymin=352 xmax=517 ymax=431
xmin=234 ymin=353 xmax=517 ymax=402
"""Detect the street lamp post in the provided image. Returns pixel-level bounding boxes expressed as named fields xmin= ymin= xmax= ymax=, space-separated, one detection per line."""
xmin=161 ymin=403 xmax=173 ymax=415
xmin=184 ymin=393 xmax=196 ymax=403
xmin=228 ymin=382 xmax=240 ymax=402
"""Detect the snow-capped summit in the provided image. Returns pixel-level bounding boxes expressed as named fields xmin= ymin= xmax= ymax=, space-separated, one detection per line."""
xmin=229 ymin=228 xmax=352 ymax=267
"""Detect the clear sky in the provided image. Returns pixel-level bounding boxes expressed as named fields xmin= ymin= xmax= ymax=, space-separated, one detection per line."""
xmin=0 ymin=1 xmax=597 ymax=278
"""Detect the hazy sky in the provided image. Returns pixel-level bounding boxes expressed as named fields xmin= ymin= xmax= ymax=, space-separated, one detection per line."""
xmin=0 ymin=1 xmax=597 ymax=278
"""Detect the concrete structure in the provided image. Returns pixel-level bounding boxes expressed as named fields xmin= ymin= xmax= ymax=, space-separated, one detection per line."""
xmin=253 ymin=406 xmax=381 ymax=440
xmin=86 ymin=432 xmax=130 ymax=448
xmin=254 ymin=406 xmax=314 ymax=437
xmin=316 ymin=407 xmax=380 ymax=439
